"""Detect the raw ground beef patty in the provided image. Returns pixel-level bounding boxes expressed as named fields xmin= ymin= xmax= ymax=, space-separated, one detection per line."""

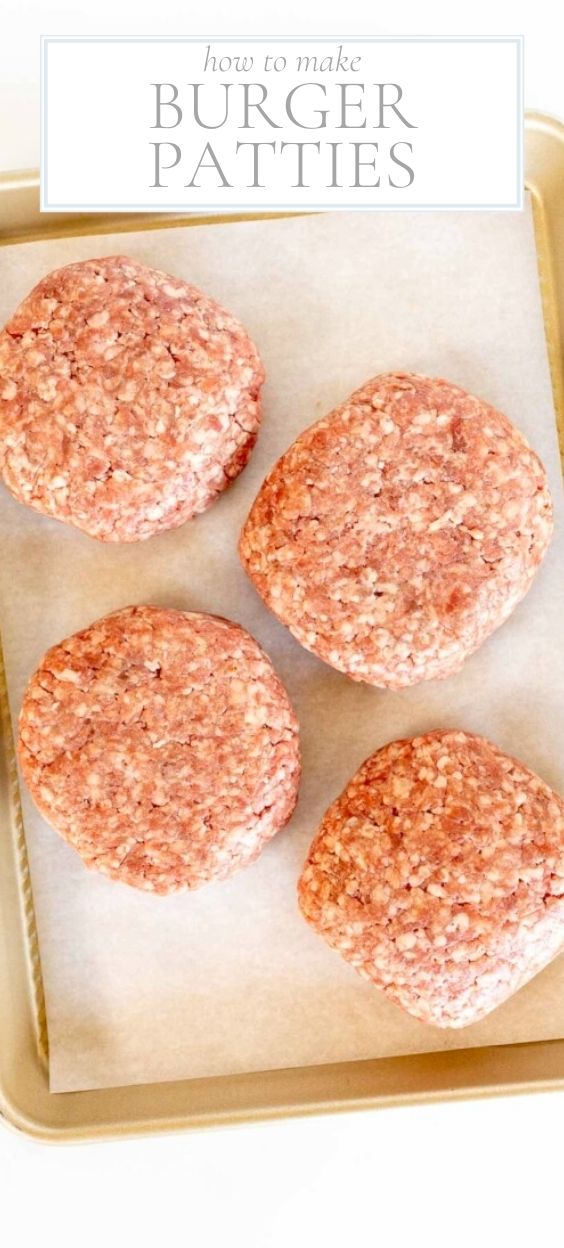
xmin=239 ymin=373 xmax=553 ymax=688
xmin=298 ymin=731 xmax=564 ymax=1028
xmin=18 ymin=606 xmax=300 ymax=894
xmin=0 ymin=255 xmax=264 ymax=541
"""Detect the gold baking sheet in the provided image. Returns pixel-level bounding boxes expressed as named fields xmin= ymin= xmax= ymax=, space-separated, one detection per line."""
xmin=0 ymin=111 xmax=563 ymax=1139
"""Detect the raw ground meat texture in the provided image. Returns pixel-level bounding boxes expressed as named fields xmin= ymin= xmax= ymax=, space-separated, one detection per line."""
xmin=0 ymin=255 xmax=264 ymax=541
xmin=298 ymin=730 xmax=564 ymax=1028
xmin=239 ymin=373 xmax=553 ymax=688
xmin=18 ymin=605 xmax=300 ymax=894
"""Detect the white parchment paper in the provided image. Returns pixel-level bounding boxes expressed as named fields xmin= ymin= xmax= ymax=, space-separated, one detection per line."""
xmin=0 ymin=206 xmax=563 ymax=1093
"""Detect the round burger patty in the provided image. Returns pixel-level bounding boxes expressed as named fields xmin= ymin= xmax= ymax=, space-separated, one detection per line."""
xmin=18 ymin=605 xmax=300 ymax=894
xmin=0 ymin=255 xmax=264 ymax=541
xmin=240 ymin=373 xmax=553 ymax=688
xmin=298 ymin=730 xmax=564 ymax=1028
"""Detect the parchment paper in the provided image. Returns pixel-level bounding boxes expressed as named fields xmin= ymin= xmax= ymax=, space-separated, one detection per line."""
xmin=1 ymin=207 xmax=563 ymax=1094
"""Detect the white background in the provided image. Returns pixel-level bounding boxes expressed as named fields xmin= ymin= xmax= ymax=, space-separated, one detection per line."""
xmin=1 ymin=2 xmax=564 ymax=1246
